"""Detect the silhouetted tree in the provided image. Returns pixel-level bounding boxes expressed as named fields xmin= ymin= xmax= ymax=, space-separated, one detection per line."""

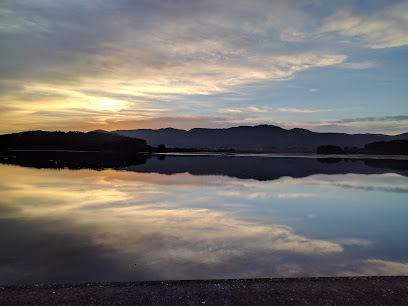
xmin=157 ymin=144 xmax=166 ymax=153
xmin=363 ymin=140 xmax=408 ymax=155
xmin=157 ymin=154 xmax=166 ymax=160
xmin=316 ymin=145 xmax=344 ymax=154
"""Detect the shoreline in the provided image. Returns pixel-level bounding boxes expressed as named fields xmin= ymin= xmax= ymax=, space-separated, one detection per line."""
xmin=2 ymin=276 xmax=408 ymax=305
xmin=155 ymin=151 xmax=408 ymax=160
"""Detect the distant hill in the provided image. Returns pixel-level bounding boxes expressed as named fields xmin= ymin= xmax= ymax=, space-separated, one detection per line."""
xmin=110 ymin=125 xmax=408 ymax=153
xmin=0 ymin=130 xmax=150 ymax=152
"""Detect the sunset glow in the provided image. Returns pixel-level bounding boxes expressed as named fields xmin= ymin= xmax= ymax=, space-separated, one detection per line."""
xmin=0 ymin=0 xmax=407 ymax=134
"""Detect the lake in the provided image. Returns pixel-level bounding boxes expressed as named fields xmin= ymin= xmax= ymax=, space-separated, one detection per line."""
xmin=1 ymin=154 xmax=408 ymax=285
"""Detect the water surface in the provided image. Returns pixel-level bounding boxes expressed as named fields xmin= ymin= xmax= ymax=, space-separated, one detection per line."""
xmin=1 ymin=155 xmax=407 ymax=285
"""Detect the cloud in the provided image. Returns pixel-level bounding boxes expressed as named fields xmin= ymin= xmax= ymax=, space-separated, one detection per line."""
xmin=0 ymin=1 xmax=347 ymax=92
xmin=222 ymin=97 xmax=253 ymax=101
xmin=279 ymin=107 xmax=328 ymax=113
xmin=279 ymin=173 xmax=408 ymax=194
xmin=218 ymin=106 xmax=269 ymax=115
xmin=337 ymin=61 xmax=376 ymax=69
xmin=320 ymin=115 xmax=408 ymax=124
xmin=218 ymin=108 xmax=243 ymax=114
xmin=280 ymin=27 xmax=308 ymax=42
xmin=337 ymin=238 xmax=372 ymax=247
xmin=0 ymin=0 xmax=350 ymax=133
xmin=277 ymin=193 xmax=321 ymax=199
xmin=309 ymin=88 xmax=319 ymax=92
xmin=321 ymin=3 xmax=408 ymax=48
xmin=248 ymin=106 xmax=268 ymax=113
xmin=217 ymin=191 xmax=242 ymax=197
xmin=308 ymin=123 xmax=408 ymax=136
xmin=304 ymin=115 xmax=408 ymax=135
xmin=248 ymin=192 xmax=268 ymax=199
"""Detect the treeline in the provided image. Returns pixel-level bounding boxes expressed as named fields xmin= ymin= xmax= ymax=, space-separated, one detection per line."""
xmin=0 ymin=130 xmax=150 ymax=152
xmin=317 ymin=140 xmax=408 ymax=155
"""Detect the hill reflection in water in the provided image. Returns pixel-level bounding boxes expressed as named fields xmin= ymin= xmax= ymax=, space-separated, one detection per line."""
xmin=2 ymin=152 xmax=408 ymax=179
xmin=125 ymin=154 xmax=408 ymax=180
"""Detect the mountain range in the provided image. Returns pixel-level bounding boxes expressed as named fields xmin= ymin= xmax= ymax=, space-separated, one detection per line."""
xmin=108 ymin=125 xmax=408 ymax=153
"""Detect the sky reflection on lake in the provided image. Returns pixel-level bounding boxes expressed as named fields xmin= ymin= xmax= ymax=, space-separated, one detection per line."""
xmin=1 ymin=157 xmax=408 ymax=285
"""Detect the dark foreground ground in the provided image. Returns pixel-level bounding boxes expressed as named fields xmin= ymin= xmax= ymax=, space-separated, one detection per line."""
xmin=1 ymin=277 xmax=407 ymax=305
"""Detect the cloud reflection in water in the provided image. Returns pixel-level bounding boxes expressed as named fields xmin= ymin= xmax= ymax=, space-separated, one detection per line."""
xmin=0 ymin=164 xmax=407 ymax=284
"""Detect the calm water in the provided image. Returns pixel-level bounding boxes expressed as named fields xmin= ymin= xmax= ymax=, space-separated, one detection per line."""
xmin=1 ymin=155 xmax=408 ymax=285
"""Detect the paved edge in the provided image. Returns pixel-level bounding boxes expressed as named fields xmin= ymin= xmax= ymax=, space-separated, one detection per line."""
xmin=1 ymin=276 xmax=408 ymax=305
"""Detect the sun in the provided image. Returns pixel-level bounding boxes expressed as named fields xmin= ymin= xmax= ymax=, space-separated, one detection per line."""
xmin=94 ymin=99 xmax=128 ymax=111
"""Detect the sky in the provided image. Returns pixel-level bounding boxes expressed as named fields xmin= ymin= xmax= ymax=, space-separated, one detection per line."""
xmin=0 ymin=0 xmax=407 ymax=135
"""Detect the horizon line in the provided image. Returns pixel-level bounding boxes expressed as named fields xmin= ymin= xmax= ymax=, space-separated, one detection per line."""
xmin=2 ymin=124 xmax=406 ymax=137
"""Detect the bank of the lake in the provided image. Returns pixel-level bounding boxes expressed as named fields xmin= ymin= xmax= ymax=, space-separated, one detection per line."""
xmin=1 ymin=277 xmax=408 ymax=305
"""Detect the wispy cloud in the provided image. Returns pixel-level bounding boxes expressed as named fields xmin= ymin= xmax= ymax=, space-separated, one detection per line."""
xmin=222 ymin=97 xmax=253 ymax=101
xmin=277 ymin=193 xmax=321 ymax=199
xmin=322 ymin=115 xmax=408 ymax=124
xmin=301 ymin=115 xmax=408 ymax=135
xmin=321 ymin=3 xmax=408 ymax=48
xmin=278 ymin=108 xmax=328 ymax=113
xmin=218 ymin=108 xmax=243 ymax=114
xmin=248 ymin=192 xmax=268 ymax=199
xmin=218 ymin=106 xmax=269 ymax=115
xmin=337 ymin=61 xmax=376 ymax=69
xmin=217 ymin=191 xmax=241 ymax=197
xmin=337 ymin=238 xmax=372 ymax=247
xmin=279 ymin=174 xmax=408 ymax=194
xmin=248 ymin=106 xmax=268 ymax=113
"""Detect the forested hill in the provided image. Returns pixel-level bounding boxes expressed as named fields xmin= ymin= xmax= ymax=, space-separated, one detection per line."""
xmin=0 ymin=130 xmax=150 ymax=152
xmin=112 ymin=125 xmax=408 ymax=153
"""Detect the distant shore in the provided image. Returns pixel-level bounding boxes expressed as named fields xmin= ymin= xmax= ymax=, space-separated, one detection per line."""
xmin=1 ymin=276 xmax=407 ymax=305
xmin=155 ymin=151 xmax=408 ymax=160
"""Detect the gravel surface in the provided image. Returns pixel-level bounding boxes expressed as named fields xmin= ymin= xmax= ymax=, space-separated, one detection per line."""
xmin=1 ymin=276 xmax=408 ymax=305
